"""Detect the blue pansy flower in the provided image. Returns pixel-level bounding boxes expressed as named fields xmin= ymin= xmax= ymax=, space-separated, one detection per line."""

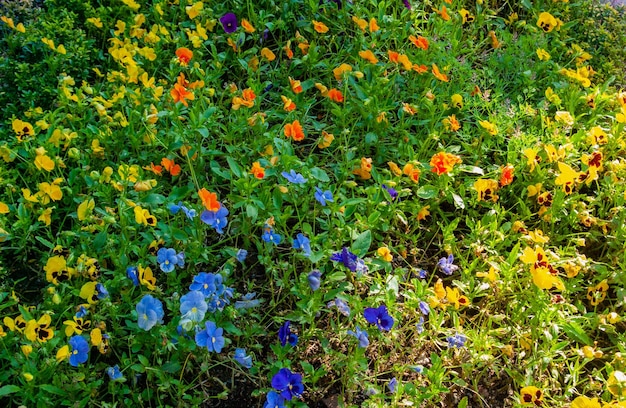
xmin=75 ymin=306 xmax=89 ymax=319
xmin=281 ymin=170 xmax=307 ymax=184
xmin=200 ymin=206 xmax=229 ymax=234
xmin=330 ymin=247 xmax=358 ymax=271
xmin=127 ymin=266 xmax=139 ymax=286
xmin=382 ymin=184 xmax=399 ymax=200
xmin=220 ymin=12 xmax=238 ymax=33
xmin=347 ymin=326 xmax=369 ymax=348
xmin=69 ymin=335 xmax=89 ymax=367
xmin=263 ymin=390 xmax=285 ymax=408
xmin=157 ymin=247 xmax=184 ymax=273
xmin=446 ymin=333 xmax=467 ymax=348
xmin=419 ymin=301 xmax=430 ymax=315
xmin=190 ymin=272 xmax=219 ymax=297
xmin=180 ymin=291 xmax=208 ymax=323
xmin=236 ymin=249 xmax=248 ymax=263
xmin=96 ymin=283 xmax=109 ymax=300
xmin=170 ymin=201 xmax=197 ymax=220
xmin=271 ymin=368 xmax=304 ymax=400
xmin=307 ymin=270 xmax=322 ymax=291
xmin=437 ymin=254 xmax=459 ymax=276
xmin=292 ymin=233 xmax=311 ymax=257
xmin=278 ymin=321 xmax=298 ymax=347
xmin=327 ymin=298 xmax=351 ymax=317
xmin=416 ymin=316 xmax=425 ymax=334
xmin=364 ymin=305 xmax=394 ymax=331
xmin=234 ymin=292 xmax=261 ymax=309
xmin=314 ymin=187 xmax=333 ymax=206
xmin=195 ymin=321 xmax=225 ymax=353
xmin=388 ymin=377 xmax=398 ymax=393
xmin=106 ymin=365 xmax=124 ymax=381
xmin=262 ymin=227 xmax=282 ymax=245
xmin=136 ymin=295 xmax=165 ymax=331
xmin=234 ymin=348 xmax=253 ymax=369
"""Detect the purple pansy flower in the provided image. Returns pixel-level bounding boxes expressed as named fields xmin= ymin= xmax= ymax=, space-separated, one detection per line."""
xmin=220 ymin=13 xmax=238 ymax=33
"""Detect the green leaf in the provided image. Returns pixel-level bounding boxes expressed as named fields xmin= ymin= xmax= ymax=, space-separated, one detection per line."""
xmin=138 ymin=354 xmax=150 ymax=367
xmin=561 ymin=322 xmax=592 ymax=345
xmin=35 ymin=236 xmax=54 ymax=249
xmin=246 ymin=204 xmax=258 ymax=221
xmin=93 ymin=231 xmax=107 ymax=249
xmin=227 ymin=157 xmax=242 ymax=178
xmin=0 ymin=385 xmax=20 ymax=397
xmin=162 ymin=361 xmax=182 ymax=374
xmin=39 ymin=384 xmax=66 ymax=396
xmin=172 ymin=228 xmax=188 ymax=241
xmin=367 ymin=211 xmax=381 ymax=225
xmin=351 ymin=230 xmax=372 ymax=257
xmin=310 ymin=167 xmax=330 ymax=182
xmin=210 ymin=160 xmax=231 ymax=180
xmin=416 ymin=185 xmax=439 ymax=199
xmin=143 ymin=194 xmax=166 ymax=205
xmin=222 ymin=321 xmax=243 ymax=336
xmin=309 ymin=250 xmax=324 ymax=264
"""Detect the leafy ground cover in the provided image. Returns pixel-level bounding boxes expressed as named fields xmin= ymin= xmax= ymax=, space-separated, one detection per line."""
xmin=1 ymin=0 xmax=625 ymax=406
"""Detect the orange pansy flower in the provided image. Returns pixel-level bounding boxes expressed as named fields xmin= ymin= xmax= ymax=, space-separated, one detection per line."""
xmin=369 ymin=18 xmax=380 ymax=32
xmin=333 ymin=63 xmax=353 ymax=81
xmin=175 ymin=47 xmax=193 ymax=66
xmin=397 ymin=54 xmax=413 ymax=71
xmin=281 ymin=95 xmax=296 ymax=112
xmin=171 ymin=83 xmax=194 ymax=106
xmin=327 ymin=88 xmax=344 ymax=103
xmin=359 ymin=49 xmax=378 ymax=64
xmin=241 ymin=19 xmax=255 ymax=33
xmin=434 ymin=5 xmax=450 ymax=21
xmin=260 ymin=47 xmax=276 ymax=61
xmin=284 ymin=120 xmax=305 ymax=141
xmin=250 ymin=162 xmax=265 ymax=179
xmin=198 ymin=188 xmax=220 ymax=212
xmin=312 ymin=20 xmax=329 ymax=33
xmin=409 ymin=35 xmax=429 ymax=50
xmin=430 ymin=152 xmax=462 ymax=175
xmin=284 ymin=41 xmax=294 ymax=59
xmin=499 ymin=164 xmax=514 ymax=187
xmin=412 ymin=64 xmax=428 ymax=73
xmin=289 ymin=77 xmax=303 ymax=94
xmin=161 ymin=158 xmax=181 ymax=176
xmin=388 ymin=50 xmax=400 ymax=63
xmin=242 ymin=88 xmax=256 ymax=102
xmin=431 ymin=64 xmax=449 ymax=82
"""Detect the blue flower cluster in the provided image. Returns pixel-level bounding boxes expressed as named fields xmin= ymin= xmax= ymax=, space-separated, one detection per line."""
xmin=189 ymin=272 xmax=233 ymax=312
xmin=264 ymin=368 xmax=304 ymax=407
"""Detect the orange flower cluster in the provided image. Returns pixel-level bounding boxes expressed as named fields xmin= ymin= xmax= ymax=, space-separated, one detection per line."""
xmin=429 ymin=152 xmax=462 ymax=175
xmin=170 ymin=73 xmax=202 ymax=107
xmin=232 ymin=88 xmax=256 ymax=110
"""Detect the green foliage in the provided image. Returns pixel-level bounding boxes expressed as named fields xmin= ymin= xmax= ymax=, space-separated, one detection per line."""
xmin=0 ymin=0 xmax=625 ymax=407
